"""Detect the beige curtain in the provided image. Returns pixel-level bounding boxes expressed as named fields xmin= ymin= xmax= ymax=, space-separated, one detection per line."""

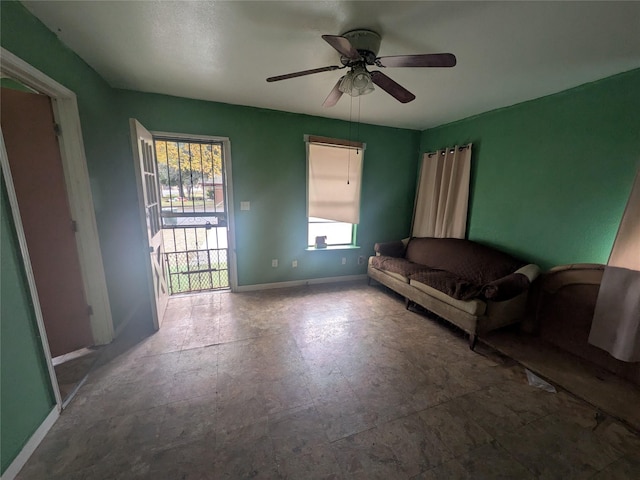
xmin=412 ymin=144 xmax=472 ymax=238
xmin=608 ymin=165 xmax=640 ymax=271
xmin=589 ymin=165 xmax=640 ymax=362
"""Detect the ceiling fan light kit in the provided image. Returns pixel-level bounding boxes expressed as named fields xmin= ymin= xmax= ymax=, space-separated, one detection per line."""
xmin=339 ymin=65 xmax=374 ymax=97
xmin=266 ymin=28 xmax=456 ymax=106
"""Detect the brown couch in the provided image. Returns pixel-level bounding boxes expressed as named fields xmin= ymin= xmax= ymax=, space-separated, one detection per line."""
xmin=368 ymin=237 xmax=540 ymax=349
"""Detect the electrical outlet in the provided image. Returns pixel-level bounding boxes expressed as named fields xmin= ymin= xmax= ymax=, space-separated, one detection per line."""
xmin=272 ymin=259 xmax=278 ymax=267
xmin=358 ymin=256 xmax=365 ymax=265
xmin=292 ymin=260 xmax=298 ymax=268
xmin=240 ymin=201 xmax=250 ymax=211
xmin=341 ymin=257 xmax=347 ymax=265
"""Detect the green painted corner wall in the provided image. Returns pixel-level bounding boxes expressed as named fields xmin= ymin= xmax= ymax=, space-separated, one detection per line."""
xmin=1 ymin=174 xmax=56 ymax=474
xmin=117 ymin=90 xmax=421 ymax=285
xmin=1 ymin=0 xmax=152 ymax=332
xmin=420 ymin=69 xmax=640 ymax=269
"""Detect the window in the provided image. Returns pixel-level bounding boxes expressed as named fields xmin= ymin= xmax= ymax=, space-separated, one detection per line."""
xmin=306 ymin=136 xmax=364 ymax=247
xmin=308 ymin=217 xmax=354 ymax=246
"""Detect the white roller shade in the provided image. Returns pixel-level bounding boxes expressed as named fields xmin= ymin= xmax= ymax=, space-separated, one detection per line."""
xmin=308 ymin=142 xmax=363 ymax=224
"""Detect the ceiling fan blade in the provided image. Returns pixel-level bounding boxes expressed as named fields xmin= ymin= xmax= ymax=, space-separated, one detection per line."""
xmin=322 ymin=78 xmax=344 ymax=108
xmin=370 ymin=71 xmax=416 ymax=103
xmin=266 ymin=65 xmax=341 ymax=82
xmin=377 ymin=53 xmax=457 ymax=68
xmin=322 ymin=35 xmax=361 ymax=61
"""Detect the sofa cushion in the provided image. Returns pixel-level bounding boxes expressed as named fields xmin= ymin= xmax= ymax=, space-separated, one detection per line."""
xmin=404 ymin=237 xmax=525 ymax=284
xmin=409 ymin=279 xmax=486 ymax=316
xmin=381 ymin=270 xmax=412 ymax=284
xmin=374 ymin=241 xmax=406 ymax=258
xmin=408 ymin=270 xmax=483 ymax=301
xmin=370 ymin=256 xmax=430 ymax=278
xmin=482 ymin=273 xmax=530 ymax=301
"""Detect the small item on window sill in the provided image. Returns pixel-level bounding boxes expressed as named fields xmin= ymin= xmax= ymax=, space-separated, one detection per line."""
xmin=315 ymin=236 xmax=327 ymax=248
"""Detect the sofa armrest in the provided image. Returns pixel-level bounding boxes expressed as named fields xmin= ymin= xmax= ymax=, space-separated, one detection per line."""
xmin=374 ymin=240 xmax=406 ymax=258
xmin=482 ymin=273 xmax=530 ymax=301
xmin=481 ymin=264 xmax=540 ymax=301
xmin=548 ymin=263 xmax=604 ymax=273
xmin=542 ymin=264 xmax=604 ymax=294
xmin=515 ymin=264 xmax=541 ymax=283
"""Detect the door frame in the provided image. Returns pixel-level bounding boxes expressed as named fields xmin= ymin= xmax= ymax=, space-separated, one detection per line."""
xmin=1 ymin=140 xmax=63 ymax=408
xmin=152 ymin=131 xmax=238 ymax=292
xmin=0 ymin=48 xmax=114 ymax=362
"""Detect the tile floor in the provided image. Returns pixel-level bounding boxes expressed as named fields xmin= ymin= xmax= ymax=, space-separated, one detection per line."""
xmin=16 ymin=282 xmax=640 ymax=479
xmin=54 ymin=348 xmax=101 ymax=402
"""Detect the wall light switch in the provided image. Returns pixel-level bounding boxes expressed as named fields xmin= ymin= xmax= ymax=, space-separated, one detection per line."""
xmin=272 ymin=259 xmax=278 ymax=267
xmin=292 ymin=260 xmax=298 ymax=268
xmin=240 ymin=201 xmax=250 ymax=211
xmin=341 ymin=257 xmax=347 ymax=265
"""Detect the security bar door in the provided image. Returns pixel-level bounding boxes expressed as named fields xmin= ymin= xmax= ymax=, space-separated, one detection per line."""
xmin=155 ymin=137 xmax=229 ymax=294
xmin=130 ymin=119 xmax=169 ymax=329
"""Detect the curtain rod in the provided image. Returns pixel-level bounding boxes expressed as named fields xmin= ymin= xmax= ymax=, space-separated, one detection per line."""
xmin=304 ymin=134 xmax=366 ymax=151
xmin=426 ymin=144 xmax=470 ymax=157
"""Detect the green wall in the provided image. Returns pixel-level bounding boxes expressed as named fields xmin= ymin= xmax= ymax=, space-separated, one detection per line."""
xmin=1 ymin=175 xmax=56 ymax=473
xmin=1 ymin=0 xmax=152 ymax=332
xmin=421 ymin=69 xmax=640 ymax=269
xmin=116 ymin=91 xmax=421 ymax=285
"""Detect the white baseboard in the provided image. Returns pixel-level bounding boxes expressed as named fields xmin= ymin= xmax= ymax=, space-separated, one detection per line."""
xmin=235 ymin=274 xmax=367 ymax=292
xmin=1 ymin=407 xmax=59 ymax=480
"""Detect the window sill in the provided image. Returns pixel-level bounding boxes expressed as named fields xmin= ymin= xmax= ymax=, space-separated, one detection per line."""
xmin=305 ymin=245 xmax=361 ymax=252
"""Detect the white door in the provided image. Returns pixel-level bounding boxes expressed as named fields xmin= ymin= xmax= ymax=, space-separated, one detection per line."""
xmin=130 ymin=119 xmax=168 ymax=329
xmin=2 ymin=87 xmax=94 ymax=356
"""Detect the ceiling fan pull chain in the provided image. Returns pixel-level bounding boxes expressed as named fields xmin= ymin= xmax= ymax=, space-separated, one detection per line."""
xmin=347 ymin=95 xmax=353 ymax=184
xmin=357 ymin=96 xmax=361 ymax=154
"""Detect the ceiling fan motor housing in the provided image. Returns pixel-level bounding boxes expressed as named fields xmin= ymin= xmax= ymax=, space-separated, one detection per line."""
xmin=340 ymin=29 xmax=382 ymax=65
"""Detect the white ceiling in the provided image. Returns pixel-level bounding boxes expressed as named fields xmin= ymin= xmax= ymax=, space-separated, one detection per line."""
xmin=23 ymin=1 xmax=640 ymax=130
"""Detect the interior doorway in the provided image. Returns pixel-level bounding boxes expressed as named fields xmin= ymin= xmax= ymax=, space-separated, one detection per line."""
xmin=1 ymin=86 xmax=101 ymax=403
xmin=153 ymin=135 xmax=233 ymax=295
xmin=1 ymin=56 xmax=113 ymax=410
xmin=1 ymin=87 xmax=94 ymax=357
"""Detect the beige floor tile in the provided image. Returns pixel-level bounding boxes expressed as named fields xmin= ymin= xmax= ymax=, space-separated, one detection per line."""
xmin=268 ymin=405 xmax=330 ymax=457
xmin=589 ymin=453 xmax=640 ymax=480
xmin=496 ymin=413 xmax=624 ymax=479
xmin=332 ymin=427 xmax=406 ymax=479
xmin=377 ymin=412 xmax=454 ymax=477
xmin=15 ymin=282 xmax=640 ymax=480
xmin=418 ymin=401 xmax=494 ymax=457
xmin=276 ymin=443 xmax=344 ymax=480
xmin=458 ymin=440 xmax=535 ymax=479
xmin=414 ymin=459 xmax=470 ymax=480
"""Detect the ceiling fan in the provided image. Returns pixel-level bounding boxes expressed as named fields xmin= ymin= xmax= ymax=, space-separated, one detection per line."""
xmin=266 ymin=29 xmax=456 ymax=107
